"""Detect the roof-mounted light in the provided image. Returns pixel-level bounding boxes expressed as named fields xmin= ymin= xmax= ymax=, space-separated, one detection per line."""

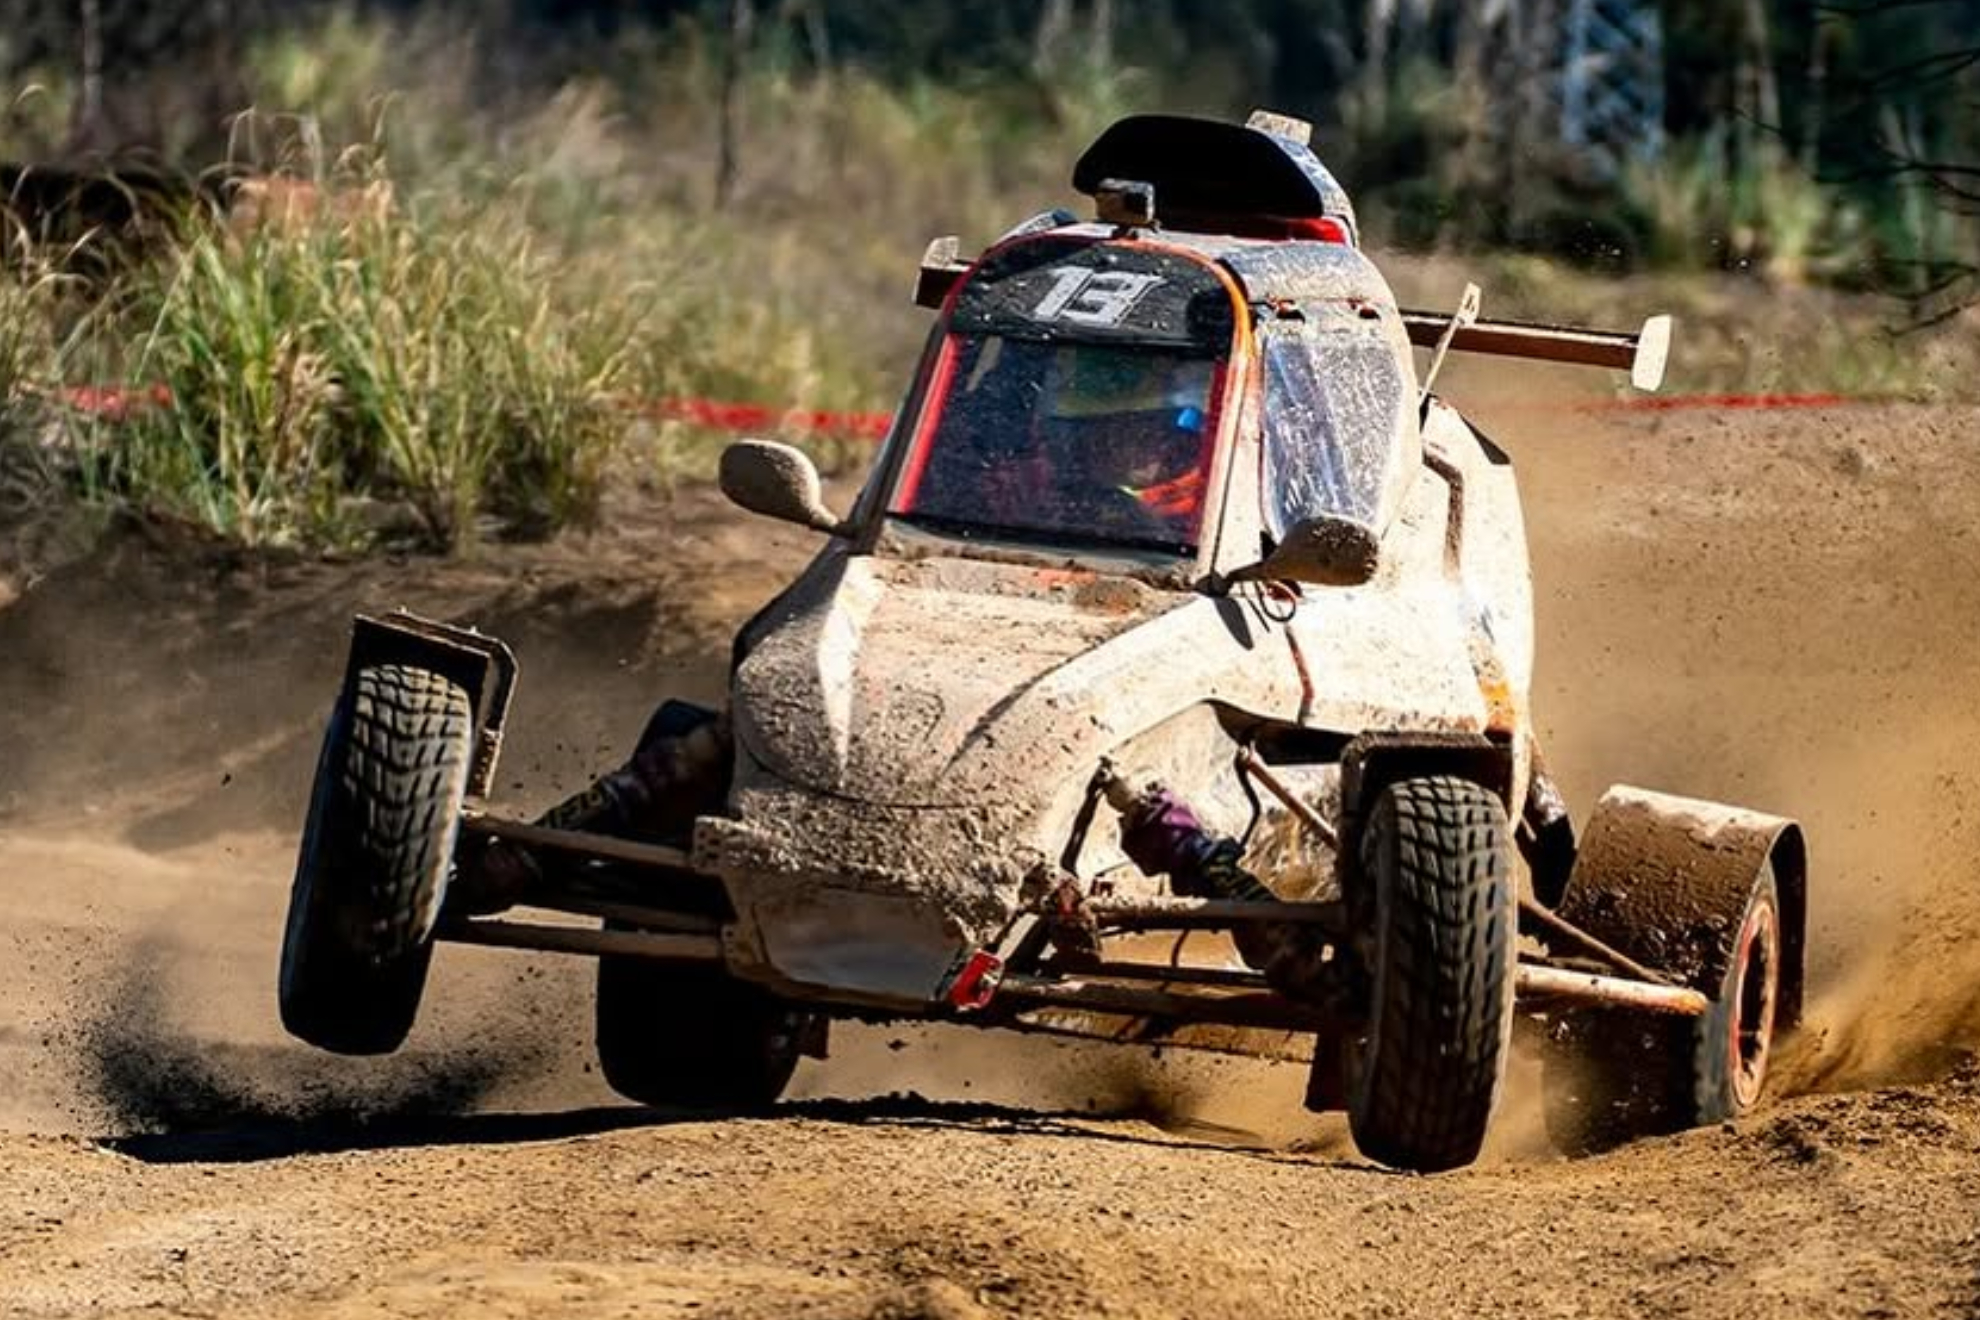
xmin=1095 ymin=178 xmax=1157 ymax=229
xmin=914 ymin=234 xmax=968 ymax=309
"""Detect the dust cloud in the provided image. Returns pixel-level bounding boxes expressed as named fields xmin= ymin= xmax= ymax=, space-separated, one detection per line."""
xmin=1509 ymin=398 xmax=1980 ymax=1094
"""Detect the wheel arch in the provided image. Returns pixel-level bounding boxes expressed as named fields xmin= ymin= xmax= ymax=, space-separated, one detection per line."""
xmin=346 ymin=611 xmax=516 ymax=797
xmin=1339 ymin=725 xmax=1513 ymax=820
xmin=1329 ymin=730 xmax=1516 ymax=902
xmin=1339 ymin=731 xmax=1517 ymax=811
xmin=1558 ymin=785 xmax=1807 ymax=1027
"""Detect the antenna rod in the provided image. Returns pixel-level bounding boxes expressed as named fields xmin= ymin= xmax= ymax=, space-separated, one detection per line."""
xmin=1419 ymin=282 xmax=1482 ymax=405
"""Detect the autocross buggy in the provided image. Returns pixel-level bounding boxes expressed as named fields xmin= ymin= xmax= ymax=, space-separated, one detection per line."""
xmin=278 ymin=110 xmax=1806 ymax=1172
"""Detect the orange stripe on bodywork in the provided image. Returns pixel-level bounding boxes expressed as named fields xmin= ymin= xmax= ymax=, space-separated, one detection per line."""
xmin=1464 ymin=622 xmax=1518 ymax=738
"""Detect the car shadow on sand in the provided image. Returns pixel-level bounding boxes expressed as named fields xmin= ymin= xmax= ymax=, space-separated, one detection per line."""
xmin=103 ymin=1104 xmax=669 ymax=1164
xmin=84 ymin=934 xmax=1357 ymax=1170
xmin=105 ymin=1091 xmax=1357 ymax=1172
xmin=778 ymin=1093 xmax=1355 ymax=1168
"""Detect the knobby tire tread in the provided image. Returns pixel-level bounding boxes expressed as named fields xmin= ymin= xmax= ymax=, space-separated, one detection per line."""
xmin=278 ymin=664 xmax=471 ymax=1055
xmin=1349 ymin=776 xmax=1515 ymax=1173
xmin=339 ymin=665 xmax=474 ymax=957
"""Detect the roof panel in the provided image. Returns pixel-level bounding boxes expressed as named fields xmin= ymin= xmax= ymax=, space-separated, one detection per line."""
xmin=952 ymin=235 xmax=1237 ymax=350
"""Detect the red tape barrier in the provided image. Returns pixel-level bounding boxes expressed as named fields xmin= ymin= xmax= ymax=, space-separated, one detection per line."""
xmin=54 ymin=383 xmax=175 ymax=421
xmin=54 ymin=385 xmax=1874 ymax=434
xmin=629 ymin=396 xmax=893 ymax=441
xmin=1566 ymin=391 xmax=1854 ymax=413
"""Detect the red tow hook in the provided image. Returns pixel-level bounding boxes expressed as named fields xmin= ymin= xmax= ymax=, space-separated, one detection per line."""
xmin=945 ymin=948 xmax=1006 ymax=1011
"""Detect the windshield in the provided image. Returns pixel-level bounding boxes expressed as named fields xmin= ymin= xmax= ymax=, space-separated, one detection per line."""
xmin=890 ymin=335 xmax=1222 ymax=555
xmin=1259 ymin=329 xmax=1411 ymax=539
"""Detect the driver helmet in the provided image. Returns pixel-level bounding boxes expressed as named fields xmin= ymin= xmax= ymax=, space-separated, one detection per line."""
xmin=1049 ymin=350 xmax=1212 ymax=495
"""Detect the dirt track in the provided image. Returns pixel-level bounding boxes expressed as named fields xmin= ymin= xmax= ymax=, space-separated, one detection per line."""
xmin=3 ymin=394 xmax=1980 ymax=1317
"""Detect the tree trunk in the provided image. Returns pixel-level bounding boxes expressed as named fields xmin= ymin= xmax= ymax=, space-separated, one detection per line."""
xmin=715 ymin=0 xmax=755 ymax=209
xmin=1453 ymin=0 xmax=1489 ymax=92
xmin=1737 ymin=0 xmax=1782 ymax=170
xmin=1031 ymin=0 xmax=1073 ymax=125
xmin=75 ymin=0 xmax=103 ymax=147
xmin=801 ymin=0 xmax=831 ymax=72
xmin=1035 ymin=0 xmax=1072 ymax=70
xmin=1508 ymin=0 xmax=1561 ymax=232
xmin=1798 ymin=1 xmax=1826 ymax=176
xmin=1452 ymin=0 xmax=1503 ymax=205
xmin=1365 ymin=0 xmax=1395 ymax=95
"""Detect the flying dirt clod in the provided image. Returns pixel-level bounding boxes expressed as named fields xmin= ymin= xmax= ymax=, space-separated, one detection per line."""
xmin=271 ymin=108 xmax=1808 ymax=1173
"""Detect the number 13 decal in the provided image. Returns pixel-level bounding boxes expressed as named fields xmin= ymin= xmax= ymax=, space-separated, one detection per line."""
xmin=1032 ymin=267 xmax=1164 ymax=327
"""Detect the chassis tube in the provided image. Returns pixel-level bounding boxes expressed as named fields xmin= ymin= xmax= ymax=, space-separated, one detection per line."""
xmin=438 ymin=917 xmax=723 ymax=963
xmin=1515 ymin=965 xmax=1709 ymax=1016
xmin=521 ymin=893 xmax=721 ymax=934
xmin=1083 ymin=896 xmax=1345 ymax=930
xmin=1069 ymin=960 xmax=1274 ymax=990
xmin=1234 ymin=747 xmax=1341 ymax=850
xmin=1517 ymin=896 xmax=1674 ymax=987
xmin=459 ymin=810 xmax=695 ymax=870
xmin=996 ymin=973 xmax=1337 ymax=1031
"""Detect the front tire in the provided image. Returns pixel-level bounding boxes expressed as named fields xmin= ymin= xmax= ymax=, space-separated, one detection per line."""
xmin=278 ymin=664 xmax=473 ymax=1055
xmin=1340 ymin=776 xmax=1516 ymax=1173
xmin=595 ymin=949 xmax=809 ymax=1111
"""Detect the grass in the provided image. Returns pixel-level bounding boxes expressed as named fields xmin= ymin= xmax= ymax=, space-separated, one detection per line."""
xmin=0 ymin=271 xmax=52 ymax=428
xmin=1618 ymin=133 xmax=1874 ymax=285
xmin=78 ymin=187 xmax=647 ymax=551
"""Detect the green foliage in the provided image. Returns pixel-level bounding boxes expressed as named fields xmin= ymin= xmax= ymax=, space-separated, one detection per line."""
xmin=1621 ymin=132 xmax=1871 ymax=281
xmin=86 ymin=192 xmax=639 ymax=550
xmin=0 ymin=224 xmax=83 ymax=440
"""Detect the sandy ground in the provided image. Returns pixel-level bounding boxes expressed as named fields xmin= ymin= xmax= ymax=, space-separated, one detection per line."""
xmin=3 ymin=387 xmax=1980 ymax=1318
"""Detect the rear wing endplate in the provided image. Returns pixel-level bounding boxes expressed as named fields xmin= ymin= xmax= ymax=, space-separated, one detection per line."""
xmin=1401 ymin=311 xmax=1672 ymax=392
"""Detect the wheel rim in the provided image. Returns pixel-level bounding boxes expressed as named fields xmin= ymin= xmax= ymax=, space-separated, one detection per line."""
xmin=1728 ymin=894 xmax=1780 ymax=1110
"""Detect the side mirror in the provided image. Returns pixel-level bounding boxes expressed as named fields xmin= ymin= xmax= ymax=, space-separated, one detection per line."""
xmin=719 ymin=439 xmax=848 ymax=535
xmin=1224 ymin=514 xmax=1380 ymax=589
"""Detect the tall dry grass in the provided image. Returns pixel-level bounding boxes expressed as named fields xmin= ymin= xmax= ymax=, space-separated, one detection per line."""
xmin=75 ymin=185 xmax=644 ymax=550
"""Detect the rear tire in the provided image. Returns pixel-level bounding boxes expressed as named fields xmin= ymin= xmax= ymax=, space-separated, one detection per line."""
xmin=278 ymin=664 xmax=473 ymax=1055
xmin=1341 ymin=776 xmax=1516 ymax=1173
xmin=1545 ymin=869 xmax=1783 ymax=1154
xmin=595 ymin=939 xmax=807 ymax=1111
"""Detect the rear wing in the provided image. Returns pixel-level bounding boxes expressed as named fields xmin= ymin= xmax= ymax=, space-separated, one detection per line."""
xmin=1401 ymin=311 xmax=1673 ymax=393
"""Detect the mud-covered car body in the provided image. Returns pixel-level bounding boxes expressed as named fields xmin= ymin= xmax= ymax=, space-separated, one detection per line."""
xmin=706 ymin=223 xmax=1527 ymax=1005
xmin=280 ymin=112 xmax=1806 ymax=1171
